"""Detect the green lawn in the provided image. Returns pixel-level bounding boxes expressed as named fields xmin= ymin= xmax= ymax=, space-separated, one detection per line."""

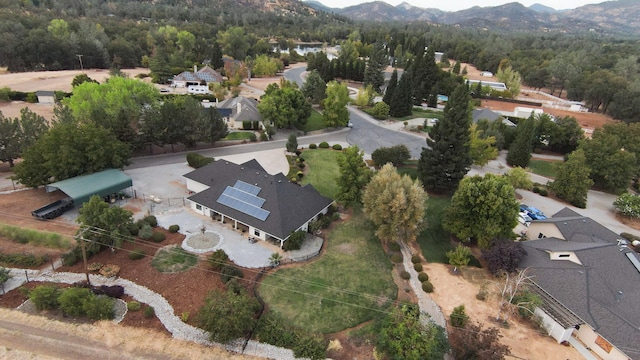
xmin=416 ymin=196 xmax=453 ymax=263
xmin=223 ymin=131 xmax=255 ymax=141
xmin=391 ymin=108 xmax=445 ymax=122
xmin=528 ymin=159 xmax=559 ymax=179
xmin=258 ymin=210 xmax=396 ymax=333
xmin=297 ymin=109 xmax=325 ymax=132
xmin=299 ymin=149 xmax=341 ymax=199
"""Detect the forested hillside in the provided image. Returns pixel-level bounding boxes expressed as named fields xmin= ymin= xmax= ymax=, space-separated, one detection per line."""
xmin=0 ymin=0 xmax=639 ymax=121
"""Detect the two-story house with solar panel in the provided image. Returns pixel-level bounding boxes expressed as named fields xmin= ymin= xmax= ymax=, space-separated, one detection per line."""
xmin=184 ymin=159 xmax=334 ymax=248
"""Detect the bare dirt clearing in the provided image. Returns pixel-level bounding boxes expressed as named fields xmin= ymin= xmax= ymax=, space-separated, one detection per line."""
xmin=0 ymin=68 xmax=149 ymax=93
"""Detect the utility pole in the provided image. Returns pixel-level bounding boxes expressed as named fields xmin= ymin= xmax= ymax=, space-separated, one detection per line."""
xmin=76 ymin=54 xmax=84 ymax=72
xmin=76 ymin=227 xmax=91 ymax=286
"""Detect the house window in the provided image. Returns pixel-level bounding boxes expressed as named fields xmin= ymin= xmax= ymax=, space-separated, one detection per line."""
xmin=254 ymin=229 xmax=260 ymax=237
xmin=558 ymin=254 xmax=570 ymax=258
xmin=196 ymin=204 xmax=202 ymax=211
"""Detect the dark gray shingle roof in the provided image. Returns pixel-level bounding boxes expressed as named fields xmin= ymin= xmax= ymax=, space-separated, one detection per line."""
xmin=184 ymin=160 xmax=333 ymax=240
xmin=520 ymin=210 xmax=640 ymax=356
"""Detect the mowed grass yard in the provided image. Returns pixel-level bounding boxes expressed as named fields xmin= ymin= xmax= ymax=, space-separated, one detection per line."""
xmin=259 ymin=147 xmax=396 ymax=333
xmin=528 ymin=159 xmax=559 ymax=179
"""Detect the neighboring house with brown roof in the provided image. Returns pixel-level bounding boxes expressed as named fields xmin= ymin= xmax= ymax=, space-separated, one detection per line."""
xmin=184 ymin=159 xmax=333 ymax=247
xmin=171 ymin=65 xmax=223 ymax=88
xmin=521 ymin=208 xmax=640 ymax=360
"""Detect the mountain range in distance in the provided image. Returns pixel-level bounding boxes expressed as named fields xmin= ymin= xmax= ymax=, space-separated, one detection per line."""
xmin=302 ymin=0 xmax=640 ymax=35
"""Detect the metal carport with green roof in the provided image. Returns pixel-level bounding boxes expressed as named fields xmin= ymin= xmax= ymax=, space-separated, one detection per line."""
xmin=45 ymin=169 xmax=133 ymax=206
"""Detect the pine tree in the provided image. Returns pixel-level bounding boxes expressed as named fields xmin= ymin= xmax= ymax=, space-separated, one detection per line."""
xmin=389 ymin=70 xmax=413 ymax=117
xmin=383 ymin=69 xmax=398 ymax=105
xmin=506 ymin=116 xmax=536 ymax=168
xmin=417 ymin=83 xmax=473 ymax=193
xmin=363 ymin=41 xmax=386 ymax=93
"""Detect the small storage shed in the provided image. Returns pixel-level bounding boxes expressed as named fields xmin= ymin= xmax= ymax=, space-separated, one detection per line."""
xmin=45 ymin=169 xmax=133 ymax=206
xmin=36 ymin=90 xmax=55 ymax=104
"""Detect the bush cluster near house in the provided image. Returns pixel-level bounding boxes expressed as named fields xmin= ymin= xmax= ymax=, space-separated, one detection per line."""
xmin=27 ymin=284 xmax=116 ymax=320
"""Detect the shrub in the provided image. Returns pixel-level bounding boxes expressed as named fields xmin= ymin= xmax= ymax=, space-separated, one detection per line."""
xmin=400 ymin=270 xmax=410 ymax=279
xmin=220 ymin=265 xmax=244 ymax=283
xmin=61 ymin=247 xmax=82 ymax=266
xmin=411 ymin=254 xmax=422 ymax=264
xmin=92 ymin=285 xmax=124 ymax=298
xmin=83 ymin=295 xmax=115 ymax=320
xmin=309 ymin=143 xmax=317 ymax=149
xmin=614 ymin=193 xmax=640 ymax=218
xmin=332 ymin=144 xmax=342 ymax=150
xmin=532 ymin=187 xmax=540 ymax=194
xmin=128 ymin=248 xmax=145 ymax=260
xmin=450 ymin=305 xmax=469 ymax=328
xmin=127 ymin=301 xmax=142 ymax=311
xmin=144 ymin=306 xmax=155 ymax=319
xmin=150 ymin=231 xmax=166 ymax=243
xmin=168 ymin=225 xmax=180 ymax=233
xmin=293 ymin=332 xmax=327 ymax=360
xmin=388 ymin=242 xmax=401 ymax=252
xmin=319 ymin=141 xmax=329 ymax=148
xmin=283 ymin=230 xmax=305 ymax=251
xmin=539 ymin=188 xmax=548 ymax=196
xmin=422 ymin=281 xmax=434 ymax=293
xmin=260 ymin=132 xmax=269 ymax=141
xmin=58 ymin=287 xmax=92 ymax=317
xmin=418 ymin=272 xmax=429 ymax=282
xmin=414 ymin=263 xmax=423 ymax=272
xmin=87 ymin=262 xmax=103 ymax=271
xmin=297 ymin=171 xmax=304 ymax=179
xmin=0 ymin=252 xmax=48 ymax=267
xmin=298 ymin=162 xmax=305 ymax=169
xmin=371 ymin=145 xmax=411 ymax=167
xmin=29 ymin=285 xmax=61 ymax=311
xmin=138 ymin=224 xmax=153 ymax=240
xmin=390 ymin=253 xmax=403 ymax=263
xmin=143 ymin=215 xmax=158 ymax=227
xmin=99 ymin=264 xmax=120 ymax=278
xmin=226 ymin=278 xmax=245 ymax=295
xmin=249 ymin=133 xmax=257 ymax=142
xmin=128 ymin=223 xmax=139 ymax=236
xmin=208 ymin=249 xmax=229 ymax=270
xmin=186 ymin=153 xmax=215 ymax=169
xmin=181 ymin=311 xmax=190 ymax=322
xmin=368 ymin=101 xmax=390 ymax=119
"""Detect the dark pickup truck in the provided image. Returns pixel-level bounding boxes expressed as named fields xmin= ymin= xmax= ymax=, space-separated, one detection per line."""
xmin=31 ymin=197 xmax=74 ymax=220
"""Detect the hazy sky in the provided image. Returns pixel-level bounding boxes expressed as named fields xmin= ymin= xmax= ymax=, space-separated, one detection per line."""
xmin=314 ymin=0 xmax=604 ymax=12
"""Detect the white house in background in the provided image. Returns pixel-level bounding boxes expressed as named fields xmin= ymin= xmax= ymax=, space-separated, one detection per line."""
xmin=36 ymin=90 xmax=55 ymax=104
xmin=466 ymin=79 xmax=507 ymax=91
xmin=171 ymin=65 xmax=223 ymax=88
xmin=187 ymin=85 xmax=210 ymax=94
xmin=521 ymin=208 xmax=640 ymax=360
xmin=514 ymin=106 xmax=544 ymax=119
xmin=184 ymin=159 xmax=333 ymax=248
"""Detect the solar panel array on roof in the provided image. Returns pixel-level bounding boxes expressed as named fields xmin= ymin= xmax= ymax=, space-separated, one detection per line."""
xmin=223 ymin=186 xmax=265 ymax=207
xmin=198 ymin=73 xmax=217 ymax=82
xmin=217 ymin=193 xmax=270 ymax=221
xmin=234 ymin=180 xmax=260 ymax=195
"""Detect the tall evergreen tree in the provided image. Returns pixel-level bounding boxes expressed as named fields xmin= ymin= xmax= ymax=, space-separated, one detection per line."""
xmin=363 ymin=41 xmax=386 ymax=93
xmin=382 ymin=69 xmax=398 ymax=105
xmin=506 ymin=115 xmax=536 ymax=168
xmin=417 ymin=83 xmax=473 ymax=193
xmin=389 ymin=70 xmax=413 ymax=117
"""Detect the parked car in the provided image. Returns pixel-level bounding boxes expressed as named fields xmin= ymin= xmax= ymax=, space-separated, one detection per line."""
xmin=518 ymin=212 xmax=533 ymax=226
xmin=519 ymin=204 xmax=530 ymax=213
xmin=347 ymin=121 xmax=353 ymax=128
xmin=526 ymin=206 xmax=547 ymax=220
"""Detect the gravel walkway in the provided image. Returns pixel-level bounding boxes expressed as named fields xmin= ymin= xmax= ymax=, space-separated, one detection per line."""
xmin=6 ymin=269 xmax=298 ymax=359
xmin=400 ymin=244 xmax=447 ymax=329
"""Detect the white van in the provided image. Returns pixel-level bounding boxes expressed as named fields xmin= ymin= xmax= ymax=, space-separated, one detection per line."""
xmin=187 ymin=85 xmax=210 ymax=94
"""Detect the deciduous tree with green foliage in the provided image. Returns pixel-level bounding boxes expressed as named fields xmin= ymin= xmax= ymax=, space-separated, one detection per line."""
xmin=71 ymin=73 xmax=98 ymax=88
xmin=363 ymin=163 xmax=427 ymax=243
xmin=0 ymin=112 xmax=20 ymax=167
xmin=217 ymin=27 xmax=250 ymax=60
xmin=64 ymin=76 xmax=159 ymax=145
xmin=469 ymin=123 xmax=498 ymax=167
xmin=197 ymin=288 xmax=260 ymax=343
xmin=506 ymin=116 xmax=536 ymax=168
xmin=446 ymin=244 xmax=471 ymax=272
xmin=377 ymin=304 xmax=449 ymax=360
xmin=550 ymin=149 xmax=593 ymax=208
xmin=504 ymin=167 xmax=533 ymax=190
xmin=258 ymin=85 xmax=310 ymax=129
xmin=337 ymin=145 xmax=372 ymax=207
xmin=581 ymin=129 xmax=636 ymax=194
xmin=14 ymin=122 xmax=131 ymax=188
xmin=371 ymin=145 xmax=410 ymax=168
xmin=444 ymin=174 xmax=519 ymax=249
xmin=418 ymin=83 xmax=473 ymax=193
xmin=77 ymin=195 xmax=134 ymax=253
xmin=496 ymin=65 xmax=522 ymax=97
xmin=322 ymin=81 xmax=350 ymax=128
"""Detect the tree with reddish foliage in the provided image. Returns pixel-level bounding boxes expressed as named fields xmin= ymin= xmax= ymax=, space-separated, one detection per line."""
xmin=482 ymin=239 xmax=527 ymax=275
xmin=449 ymin=321 xmax=511 ymax=360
